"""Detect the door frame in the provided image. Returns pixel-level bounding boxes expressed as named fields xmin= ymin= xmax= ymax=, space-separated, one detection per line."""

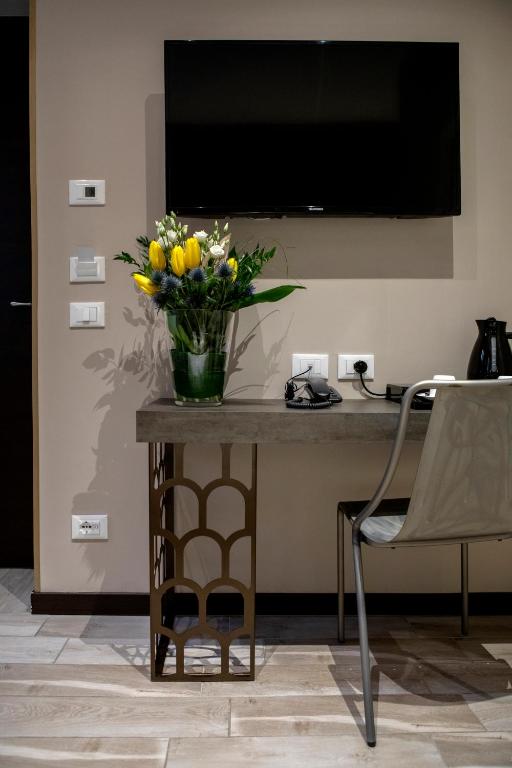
xmin=29 ymin=0 xmax=40 ymax=590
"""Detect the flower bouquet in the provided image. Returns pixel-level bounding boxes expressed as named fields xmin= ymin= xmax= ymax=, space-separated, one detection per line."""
xmin=115 ymin=213 xmax=303 ymax=405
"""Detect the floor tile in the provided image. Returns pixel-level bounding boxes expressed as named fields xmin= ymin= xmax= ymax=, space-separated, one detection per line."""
xmin=39 ymin=614 xmax=150 ymax=639
xmin=421 ymin=660 xmax=512 ymax=695
xmin=481 ymin=642 xmax=512 ymax=665
xmin=55 ymin=638 xmax=150 ymax=665
xmin=0 ymin=637 xmax=66 ymax=664
xmin=334 ymin=662 xmax=431 ymax=695
xmin=0 ymin=664 xmax=201 ymax=697
xmin=466 ymin=693 xmax=512 ymax=731
xmin=0 ymin=614 xmax=48 ymax=637
xmin=0 ymin=737 xmax=168 ymax=767
xmin=432 ymin=731 xmax=512 ymax=767
xmin=166 ymin=734 xmax=446 ymax=767
xmin=264 ymin=638 xmax=494 ymax=667
xmin=202 ymin=661 xmax=430 ymax=697
xmin=0 ymin=587 xmax=30 ymax=615
xmin=230 ymin=694 xmax=357 ymax=736
xmin=370 ymin=638 xmax=495 ymax=663
xmin=0 ymin=570 xmax=33 ymax=614
xmin=230 ymin=694 xmax=483 ymax=737
xmin=406 ymin=616 xmax=512 ymax=640
xmin=0 ymin=695 xmax=229 ymax=737
xmin=201 ymin=665 xmax=342 ymax=697
xmin=0 ymin=609 xmax=511 ymax=765
xmin=256 ymin=615 xmax=415 ymax=642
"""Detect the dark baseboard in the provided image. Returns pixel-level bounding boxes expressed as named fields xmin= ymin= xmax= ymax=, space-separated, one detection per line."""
xmin=31 ymin=592 xmax=150 ymax=615
xmin=31 ymin=591 xmax=512 ymax=616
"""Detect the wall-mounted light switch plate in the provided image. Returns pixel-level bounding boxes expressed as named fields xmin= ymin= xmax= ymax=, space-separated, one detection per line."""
xmin=292 ymin=353 xmax=329 ymax=379
xmin=70 ymin=302 xmax=105 ymax=328
xmin=70 ymin=255 xmax=105 ymax=283
xmin=338 ymin=354 xmax=375 ymax=380
xmin=72 ymin=514 xmax=108 ymax=541
xmin=69 ymin=179 xmax=106 ymax=206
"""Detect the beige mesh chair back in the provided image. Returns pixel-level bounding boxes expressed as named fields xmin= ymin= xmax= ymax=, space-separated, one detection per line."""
xmin=394 ymin=383 xmax=512 ymax=544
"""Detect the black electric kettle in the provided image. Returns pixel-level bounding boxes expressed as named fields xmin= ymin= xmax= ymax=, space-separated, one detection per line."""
xmin=467 ymin=317 xmax=512 ymax=379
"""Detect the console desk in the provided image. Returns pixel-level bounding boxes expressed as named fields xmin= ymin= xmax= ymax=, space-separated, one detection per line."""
xmin=136 ymin=398 xmax=429 ymax=683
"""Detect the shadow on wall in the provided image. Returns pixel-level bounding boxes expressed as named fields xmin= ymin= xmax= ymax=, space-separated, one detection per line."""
xmin=145 ymin=93 xmax=454 ymax=280
xmin=224 ymin=309 xmax=290 ymax=398
xmin=70 ymin=296 xmax=284 ymax=581
xmin=71 ymin=296 xmax=170 ymax=581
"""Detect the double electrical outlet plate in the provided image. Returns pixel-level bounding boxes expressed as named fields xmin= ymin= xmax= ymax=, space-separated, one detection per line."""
xmin=292 ymin=353 xmax=375 ymax=380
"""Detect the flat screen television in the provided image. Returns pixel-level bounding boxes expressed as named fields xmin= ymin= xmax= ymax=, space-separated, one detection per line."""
xmin=164 ymin=40 xmax=460 ymax=218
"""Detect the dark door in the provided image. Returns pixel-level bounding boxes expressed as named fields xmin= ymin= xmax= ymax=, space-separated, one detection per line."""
xmin=0 ymin=16 xmax=33 ymax=567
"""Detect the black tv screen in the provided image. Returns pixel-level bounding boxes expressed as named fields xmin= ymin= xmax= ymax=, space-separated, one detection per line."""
xmin=164 ymin=41 xmax=460 ymax=218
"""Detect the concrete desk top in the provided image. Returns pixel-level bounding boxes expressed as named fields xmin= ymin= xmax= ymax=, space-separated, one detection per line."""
xmin=136 ymin=398 xmax=430 ymax=444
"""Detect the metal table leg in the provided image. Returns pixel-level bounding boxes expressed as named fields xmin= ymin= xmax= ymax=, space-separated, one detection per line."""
xmin=149 ymin=441 xmax=257 ymax=681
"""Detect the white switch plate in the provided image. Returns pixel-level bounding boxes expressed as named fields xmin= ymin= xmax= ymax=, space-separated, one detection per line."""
xmin=70 ymin=302 xmax=105 ymax=328
xmin=292 ymin=353 xmax=329 ymax=379
xmin=72 ymin=514 xmax=108 ymax=540
xmin=69 ymin=179 xmax=106 ymax=206
xmin=70 ymin=256 xmax=105 ymax=283
xmin=338 ymin=354 xmax=375 ymax=380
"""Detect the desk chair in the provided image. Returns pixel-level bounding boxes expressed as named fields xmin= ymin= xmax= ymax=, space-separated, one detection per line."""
xmin=337 ymin=379 xmax=512 ymax=746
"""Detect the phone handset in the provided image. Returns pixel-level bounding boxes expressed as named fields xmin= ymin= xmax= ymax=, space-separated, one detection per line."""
xmin=285 ymin=374 xmax=343 ymax=409
xmin=305 ymin=378 xmax=343 ymax=404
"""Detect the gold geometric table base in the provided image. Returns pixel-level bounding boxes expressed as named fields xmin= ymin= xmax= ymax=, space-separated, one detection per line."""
xmin=148 ymin=441 xmax=257 ymax=681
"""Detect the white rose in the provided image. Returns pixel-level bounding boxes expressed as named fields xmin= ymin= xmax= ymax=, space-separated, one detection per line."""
xmin=166 ymin=229 xmax=177 ymax=242
xmin=194 ymin=230 xmax=208 ymax=243
xmin=210 ymin=244 xmax=225 ymax=258
xmin=157 ymin=236 xmax=166 ymax=248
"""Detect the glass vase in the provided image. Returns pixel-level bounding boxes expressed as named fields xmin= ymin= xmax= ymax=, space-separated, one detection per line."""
xmin=166 ymin=309 xmax=234 ymax=406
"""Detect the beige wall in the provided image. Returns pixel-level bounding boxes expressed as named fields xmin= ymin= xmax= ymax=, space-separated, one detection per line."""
xmin=37 ymin=0 xmax=512 ymax=594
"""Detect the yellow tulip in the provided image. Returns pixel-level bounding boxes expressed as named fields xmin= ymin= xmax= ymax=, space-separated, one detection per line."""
xmin=170 ymin=245 xmax=186 ymax=277
xmin=227 ymin=257 xmax=238 ymax=282
xmin=148 ymin=240 xmax=166 ymax=270
xmin=184 ymin=237 xmax=201 ymax=269
xmin=132 ymin=273 xmax=159 ymax=295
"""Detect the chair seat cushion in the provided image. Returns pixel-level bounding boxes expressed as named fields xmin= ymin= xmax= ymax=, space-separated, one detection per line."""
xmin=338 ymin=498 xmax=410 ymax=545
xmin=360 ymin=514 xmax=407 ymax=544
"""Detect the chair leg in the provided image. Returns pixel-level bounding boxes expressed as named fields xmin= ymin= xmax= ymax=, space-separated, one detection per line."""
xmin=461 ymin=543 xmax=469 ymax=636
xmin=337 ymin=507 xmax=345 ymax=643
xmin=353 ymin=535 xmax=376 ymax=747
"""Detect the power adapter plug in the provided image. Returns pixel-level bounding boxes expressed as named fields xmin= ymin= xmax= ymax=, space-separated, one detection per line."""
xmin=353 ymin=360 xmax=368 ymax=375
xmin=354 ymin=359 xmax=386 ymax=397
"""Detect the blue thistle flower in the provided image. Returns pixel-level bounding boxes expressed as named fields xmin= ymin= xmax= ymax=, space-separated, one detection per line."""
xmin=152 ymin=291 xmax=168 ymax=310
xmin=245 ymin=283 xmax=256 ymax=296
xmin=189 ymin=267 xmax=205 ymax=283
xmin=216 ymin=261 xmax=232 ymax=278
xmin=151 ymin=270 xmax=164 ymax=286
xmin=161 ymin=275 xmax=182 ymax=293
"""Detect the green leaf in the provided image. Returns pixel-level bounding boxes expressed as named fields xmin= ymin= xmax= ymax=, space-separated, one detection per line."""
xmin=114 ymin=251 xmax=138 ymax=265
xmin=236 ymin=284 xmax=305 ymax=309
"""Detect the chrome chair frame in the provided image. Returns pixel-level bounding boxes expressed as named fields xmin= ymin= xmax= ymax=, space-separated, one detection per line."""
xmin=336 ymin=379 xmax=512 ymax=747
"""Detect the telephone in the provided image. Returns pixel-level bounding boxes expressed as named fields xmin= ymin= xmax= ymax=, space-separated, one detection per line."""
xmin=285 ymin=374 xmax=343 ymax=409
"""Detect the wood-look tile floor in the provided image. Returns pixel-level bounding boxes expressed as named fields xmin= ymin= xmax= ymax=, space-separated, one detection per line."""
xmin=1 ymin=572 xmax=512 ymax=766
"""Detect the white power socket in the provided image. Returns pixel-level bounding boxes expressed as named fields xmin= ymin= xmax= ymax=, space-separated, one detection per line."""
xmin=338 ymin=354 xmax=375 ymax=380
xmin=292 ymin=353 xmax=329 ymax=379
xmin=72 ymin=514 xmax=108 ymax=540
